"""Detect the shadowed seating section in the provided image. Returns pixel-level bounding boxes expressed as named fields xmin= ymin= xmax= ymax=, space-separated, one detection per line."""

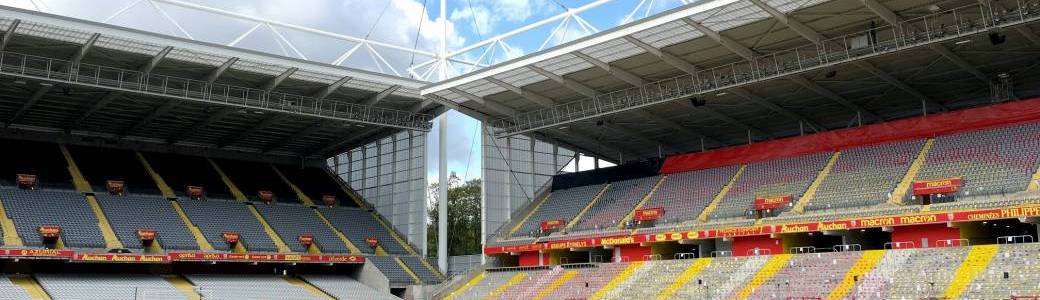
xmin=94 ymin=194 xmax=198 ymax=250
xmin=69 ymin=146 xmax=161 ymax=195
xmin=186 ymin=274 xmax=319 ymax=300
xmin=367 ymin=256 xmax=416 ymax=285
xmin=253 ymin=203 xmax=348 ymax=253
xmin=914 ymin=123 xmax=1040 ymax=200
xmin=0 ymin=140 xmax=74 ymax=190
xmin=144 ymin=153 xmax=235 ymax=199
xmin=513 ymin=184 xmax=605 ymax=237
xmin=319 ymin=206 xmax=407 ymax=254
xmin=644 ymin=165 xmax=740 ymax=224
xmin=571 ymin=177 xmax=658 ymax=232
xmin=400 ymin=256 xmax=441 ymax=283
xmin=711 ymin=153 xmax=831 ymax=219
xmin=179 ymin=199 xmax=278 ymax=252
xmin=215 ymin=159 xmax=297 ymax=203
xmin=0 ymin=189 xmax=105 ymax=248
xmin=277 ymin=166 xmax=355 ymax=207
xmin=300 ymin=275 xmax=400 ymax=300
xmin=36 ymin=273 xmax=185 ymax=300
xmin=805 ymin=140 xmax=925 ymax=211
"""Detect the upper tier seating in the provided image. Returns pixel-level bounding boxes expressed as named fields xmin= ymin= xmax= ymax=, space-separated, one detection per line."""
xmin=144 ymin=152 xmax=234 ymax=199
xmin=179 ymin=199 xmax=279 ymax=252
xmin=277 ymin=166 xmax=354 ymax=207
xmin=805 ymin=140 xmax=925 ymax=212
xmin=571 ymin=177 xmax=658 ymax=232
xmin=253 ymin=203 xmax=348 ymax=253
xmin=186 ymin=274 xmax=320 ymax=300
xmin=318 ymin=206 xmax=408 ymax=254
xmin=399 ymin=256 xmax=442 ymax=284
xmin=711 ymin=153 xmax=831 ymax=219
xmin=0 ymin=189 xmax=105 ymax=248
xmin=69 ymin=146 xmax=161 ymax=195
xmin=643 ymin=165 xmax=740 ymax=224
xmin=215 ymin=159 xmax=297 ymax=203
xmin=299 ymin=275 xmax=400 ymax=300
xmin=95 ymin=194 xmax=198 ymax=250
xmin=367 ymin=256 xmax=416 ymax=285
xmin=36 ymin=273 xmax=185 ymax=300
xmin=0 ymin=140 xmax=74 ymax=190
xmin=0 ymin=276 xmax=32 ymax=300
xmin=913 ymin=123 xmax=1040 ymax=201
xmin=513 ymin=184 xmax=605 ymax=237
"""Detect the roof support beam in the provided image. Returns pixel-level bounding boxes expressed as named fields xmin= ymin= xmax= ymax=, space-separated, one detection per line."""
xmin=484 ymin=77 xmax=556 ymax=108
xmin=629 ymin=109 xmax=723 ymax=146
xmin=623 ymin=36 xmax=699 ymax=75
xmin=263 ymin=121 xmax=331 ymax=153
xmin=679 ymin=18 xmax=756 ymax=60
xmin=556 ymin=127 xmax=642 ymax=160
xmin=528 ymin=65 xmax=599 ymax=98
xmin=410 ymin=98 xmax=435 ymax=113
xmin=218 ymin=114 xmax=290 ymax=148
xmin=167 ymin=107 xmax=236 ymax=144
xmin=262 ymin=67 xmax=298 ymax=92
xmin=748 ymin=0 xmax=823 ymax=45
xmin=70 ymin=33 xmax=100 ymax=66
xmin=602 ymin=121 xmax=682 ymax=154
xmin=313 ymin=76 xmax=352 ymax=101
xmin=571 ymin=52 xmax=646 ymax=87
xmin=787 ymin=75 xmax=882 ymax=122
xmin=6 ymin=83 xmax=52 ymax=127
xmin=0 ymin=19 xmax=20 ymax=52
xmin=852 ymin=61 xmax=948 ymax=111
xmin=205 ymin=57 xmax=238 ymax=84
xmin=309 ymin=127 xmax=383 ymax=157
xmin=70 ymin=41 xmax=170 ymax=129
xmin=728 ymin=88 xmax=824 ymax=131
xmin=360 ymin=84 xmax=400 ymax=106
xmin=140 ymin=46 xmax=173 ymax=74
xmin=448 ymin=88 xmax=517 ymax=117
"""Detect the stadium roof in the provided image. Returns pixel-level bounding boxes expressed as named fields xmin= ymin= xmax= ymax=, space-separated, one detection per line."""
xmin=0 ymin=6 xmax=440 ymax=163
xmin=422 ymin=0 xmax=1040 ymax=162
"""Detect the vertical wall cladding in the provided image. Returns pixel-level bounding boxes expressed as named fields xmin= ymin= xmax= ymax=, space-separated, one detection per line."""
xmin=483 ymin=125 xmax=575 ymax=244
xmin=331 ymin=130 xmax=428 ymax=253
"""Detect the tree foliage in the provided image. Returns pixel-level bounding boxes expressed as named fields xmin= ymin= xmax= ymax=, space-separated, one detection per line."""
xmin=427 ymin=179 xmax=482 ymax=257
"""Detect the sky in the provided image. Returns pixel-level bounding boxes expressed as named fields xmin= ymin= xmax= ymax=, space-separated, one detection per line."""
xmin=0 ymin=0 xmax=685 ymax=184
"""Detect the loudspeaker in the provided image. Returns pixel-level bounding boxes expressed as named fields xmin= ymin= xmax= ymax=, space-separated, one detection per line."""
xmin=989 ymin=32 xmax=1007 ymax=45
xmin=596 ymin=120 xmax=604 ymax=126
xmin=689 ymin=97 xmax=706 ymax=107
xmin=825 ymin=70 xmax=838 ymax=78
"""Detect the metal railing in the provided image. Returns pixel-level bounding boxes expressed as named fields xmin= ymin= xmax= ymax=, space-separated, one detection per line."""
xmin=492 ymin=0 xmax=1040 ymax=137
xmin=0 ymin=50 xmax=432 ymax=131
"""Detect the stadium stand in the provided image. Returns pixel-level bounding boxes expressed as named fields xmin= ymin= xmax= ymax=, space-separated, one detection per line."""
xmin=94 ymin=194 xmax=198 ymax=250
xmin=69 ymin=146 xmax=161 ymax=195
xmin=804 ymin=140 xmax=925 ymax=212
xmin=319 ymin=206 xmax=407 ymax=254
xmin=400 ymin=256 xmax=443 ymax=283
xmin=276 ymin=165 xmax=355 ymax=207
xmin=571 ymin=176 xmax=658 ymax=232
xmin=300 ymin=275 xmax=400 ymax=300
xmin=0 ymin=276 xmax=33 ymax=300
xmin=179 ymin=199 xmax=279 ymax=252
xmin=512 ymin=184 xmax=605 ymax=237
xmin=253 ymin=202 xmax=348 ymax=253
xmin=36 ymin=273 xmax=185 ymax=300
xmin=367 ymin=255 xmax=419 ymax=285
xmin=186 ymin=274 xmax=320 ymax=300
xmin=710 ymin=153 xmax=831 ymax=219
xmin=0 ymin=189 xmax=105 ymax=248
xmin=641 ymin=165 xmax=740 ymax=225
xmin=0 ymin=140 xmax=74 ymax=190
xmin=144 ymin=152 xmax=235 ymax=200
xmin=214 ymin=159 xmax=297 ymax=203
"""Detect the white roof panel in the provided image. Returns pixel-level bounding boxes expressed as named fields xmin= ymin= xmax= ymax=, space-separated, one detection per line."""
xmin=631 ymin=20 xmax=703 ymax=48
xmin=582 ymin=38 xmax=645 ymax=63
xmin=536 ymin=53 xmax=592 ymax=76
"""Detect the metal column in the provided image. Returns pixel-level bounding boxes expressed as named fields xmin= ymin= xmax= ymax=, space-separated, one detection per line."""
xmin=437 ymin=114 xmax=449 ymax=273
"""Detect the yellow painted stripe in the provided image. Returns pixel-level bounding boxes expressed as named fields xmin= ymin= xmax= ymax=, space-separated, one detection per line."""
xmin=10 ymin=275 xmax=51 ymax=300
xmin=284 ymin=276 xmax=335 ymax=299
xmin=163 ymin=275 xmax=201 ymax=300
xmin=532 ymin=270 xmax=578 ymax=300
xmin=395 ymin=256 xmax=423 ymax=285
xmin=0 ymin=192 xmax=23 ymax=246
xmin=313 ymin=209 xmax=363 ymax=254
xmin=944 ymin=244 xmax=1000 ymax=298
xmin=485 ymin=272 xmax=527 ymax=300
xmin=246 ymin=205 xmax=292 ymax=253
xmin=208 ymin=159 xmax=248 ymax=202
xmin=735 ymin=254 xmax=793 ymax=300
xmin=136 ymin=152 xmax=176 ymax=199
xmin=889 ymin=139 xmax=934 ymax=205
xmin=590 ymin=261 xmax=645 ymax=300
xmin=793 ymin=151 xmax=840 ymax=213
xmin=1029 ymin=162 xmax=1040 ymax=192
xmin=443 ymin=271 xmax=487 ymax=300
xmin=620 ymin=176 xmax=668 ymax=230
xmin=698 ymin=165 xmax=745 ymax=222
xmin=827 ymin=250 xmax=885 ymax=300
xmin=657 ymin=258 xmax=712 ymax=300
xmin=565 ymin=184 xmax=612 ymax=230
xmin=170 ymin=200 xmax=215 ymax=251
xmin=85 ymin=195 xmax=125 ymax=249
xmin=508 ymin=192 xmax=552 ymax=236
xmin=271 ymin=165 xmax=315 ymax=206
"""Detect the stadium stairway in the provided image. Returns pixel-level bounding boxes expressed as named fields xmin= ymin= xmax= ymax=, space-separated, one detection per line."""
xmin=208 ymin=158 xmax=248 ymax=202
xmin=283 ymin=276 xmax=335 ymax=299
xmin=138 ymin=152 xmax=215 ymax=251
xmin=135 ymin=152 xmax=176 ymax=198
xmin=657 ymin=258 xmax=711 ymax=300
xmin=163 ymin=275 xmax=201 ymax=300
xmin=245 ymin=204 xmax=292 ymax=253
xmin=487 ymin=272 xmax=527 ymax=300
xmin=62 ymin=145 xmax=124 ymax=249
xmin=944 ymin=244 xmax=1000 ymax=298
xmin=1029 ymin=162 xmax=1040 ymax=192
xmin=619 ymin=176 xmax=668 ymax=231
xmin=313 ymin=210 xmax=364 ymax=255
xmin=827 ymin=250 xmax=885 ymax=300
xmin=734 ymin=254 xmax=792 ymax=300
xmin=698 ymin=165 xmax=746 ymax=222
xmin=0 ymin=193 xmax=23 ymax=246
xmin=532 ymin=269 xmax=577 ymax=300
xmin=271 ymin=165 xmax=315 ymax=206
xmin=394 ymin=256 xmax=423 ymax=285
xmin=564 ymin=184 xmax=611 ymax=231
xmin=320 ymin=167 xmax=368 ymax=208
xmin=507 ymin=192 xmax=552 ymax=237
xmin=889 ymin=138 xmax=935 ymax=205
xmin=589 ymin=261 xmax=643 ymax=300
xmin=10 ymin=275 xmax=51 ymax=300
xmin=441 ymin=271 xmax=486 ymax=300
xmin=792 ymin=151 xmax=841 ymax=213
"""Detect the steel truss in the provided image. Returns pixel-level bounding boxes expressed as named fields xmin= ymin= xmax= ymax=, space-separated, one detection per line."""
xmin=491 ymin=1 xmax=1040 ymax=137
xmin=0 ymin=50 xmax=433 ymax=131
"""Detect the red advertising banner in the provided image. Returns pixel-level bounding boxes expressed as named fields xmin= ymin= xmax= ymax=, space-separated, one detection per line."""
xmin=136 ymin=229 xmax=156 ymax=242
xmin=16 ymin=174 xmax=36 ymax=189
xmin=913 ymin=178 xmax=963 ymax=195
xmin=223 ymin=232 xmax=240 ymax=244
xmin=322 ymin=195 xmax=336 ymax=206
xmin=633 ymin=207 xmax=665 ymax=221
xmin=73 ymin=253 xmax=169 ymax=263
xmin=0 ymin=249 xmax=74 ymax=258
xmin=38 ymin=225 xmax=60 ymax=238
xmin=754 ymin=195 xmax=792 ymax=210
xmin=298 ymin=235 xmax=315 ymax=247
xmin=366 ymin=237 xmax=379 ymax=248
xmin=540 ymin=219 xmax=566 ymax=231
xmin=257 ymin=191 xmax=274 ymax=203
xmin=168 ymin=252 xmax=364 ymax=264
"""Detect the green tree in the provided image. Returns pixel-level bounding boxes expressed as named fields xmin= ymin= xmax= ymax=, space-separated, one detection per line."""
xmin=427 ymin=179 xmax=482 ymax=257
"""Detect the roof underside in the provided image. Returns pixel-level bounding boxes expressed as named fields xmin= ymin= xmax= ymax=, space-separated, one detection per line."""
xmin=0 ymin=7 xmax=438 ymax=163
xmin=426 ymin=0 xmax=1040 ymax=162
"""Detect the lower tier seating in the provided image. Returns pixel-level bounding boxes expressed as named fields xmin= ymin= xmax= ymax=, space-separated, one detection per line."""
xmin=179 ymin=198 xmax=279 ymax=252
xmin=399 ymin=256 xmax=442 ymax=283
xmin=185 ymin=274 xmax=320 ymax=300
xmin=300 ymin=275 xmax=400 ymax=300
xmin=0 ymin=276 xmax=33 ymax=300
xmin=35 ymin=273 xmax=185 ymax=300
xmin=0 ymin=188 xmax=105 ymax=248
xmin=319 ymin=206 xmax=409 ymax=254
xmin=367 ymin=256 xmax=417 ymax=285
